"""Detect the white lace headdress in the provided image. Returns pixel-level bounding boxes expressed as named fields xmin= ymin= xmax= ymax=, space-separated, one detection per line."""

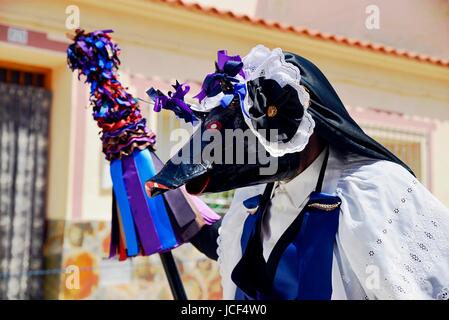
xmin=241 ymin=45 xmax=314 ymax=157
xmin=194 ymin=45 xmax=315 ymax=157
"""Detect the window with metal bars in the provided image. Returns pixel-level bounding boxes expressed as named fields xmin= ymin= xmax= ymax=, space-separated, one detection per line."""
xmin=0 ymin=66 xmax=47 ymax=88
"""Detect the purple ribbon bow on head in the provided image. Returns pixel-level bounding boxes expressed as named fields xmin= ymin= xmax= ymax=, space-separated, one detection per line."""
xmin=147 ymin=81 xmax=197 ymax=124
xmin=194 ymin=50 xmax=246 ymax=103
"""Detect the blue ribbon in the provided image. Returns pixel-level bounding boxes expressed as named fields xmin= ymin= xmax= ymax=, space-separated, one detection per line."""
xmin=110 ymin=159 xmax=139 ymax=256
xmin=133 ymin=149 xmax=178 ymax=251
xmin=219 ymin=83 xmax=249 ymax=118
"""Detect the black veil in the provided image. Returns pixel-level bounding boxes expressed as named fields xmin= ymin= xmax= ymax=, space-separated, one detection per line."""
xmin=285 ymin=53 xmax=414 ymax=176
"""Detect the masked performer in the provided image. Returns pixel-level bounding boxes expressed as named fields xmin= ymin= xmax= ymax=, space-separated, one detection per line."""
xmin=146 ymin=45 xmax=449 ymax=300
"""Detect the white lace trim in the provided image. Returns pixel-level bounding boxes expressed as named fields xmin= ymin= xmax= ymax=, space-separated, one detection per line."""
xmin=216 ymin=226 xmax=225 ymax=292
xmin=242 ymin=45 xmax=310 ymax=108
xmin=193 ymin=45 xmax=315 ymax=157
xmin=241 ymin=45 xmax=314 ymax=157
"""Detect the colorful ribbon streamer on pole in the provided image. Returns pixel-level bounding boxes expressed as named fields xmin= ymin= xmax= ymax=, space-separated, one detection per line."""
xmin=66 ymin=29 xmax=220 ymax=262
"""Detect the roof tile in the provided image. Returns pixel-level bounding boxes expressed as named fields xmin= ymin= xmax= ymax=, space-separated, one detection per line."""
xmin=156 ymin=0 xmax=449 ymax=67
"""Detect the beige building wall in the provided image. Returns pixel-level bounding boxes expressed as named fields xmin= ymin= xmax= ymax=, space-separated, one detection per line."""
xmin=254 ymin=0 xmax=449 ymax=58
xmin=1 ymin=0 xmax=448 ymax=299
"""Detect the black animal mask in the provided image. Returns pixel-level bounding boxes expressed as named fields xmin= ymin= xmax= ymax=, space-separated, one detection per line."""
xmin=147 ymin=101 xmax=303 ymax=196
xmin=146 ymin=49 xmax=413 ymax=197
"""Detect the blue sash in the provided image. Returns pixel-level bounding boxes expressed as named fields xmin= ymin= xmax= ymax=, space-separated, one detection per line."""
xmin=232 ymin=147 xmax=341 ymax=300
xmin=233 ymin=191 xmax=341 ymax=300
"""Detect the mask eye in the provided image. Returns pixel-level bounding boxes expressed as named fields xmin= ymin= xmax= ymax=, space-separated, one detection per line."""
xmin=206 ymin=120 xmax=222 ymax=131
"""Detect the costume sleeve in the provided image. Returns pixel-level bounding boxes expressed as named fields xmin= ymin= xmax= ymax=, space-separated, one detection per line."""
xmin=190 ymin=185 xmax=266 ymax=264
xmin=336 ymin=158 xmax=449 ymax=300
xmin=190 ymin=220 xmax=222 ymax=261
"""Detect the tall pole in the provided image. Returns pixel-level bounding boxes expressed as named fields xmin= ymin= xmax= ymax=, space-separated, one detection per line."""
xmin=159 ymin=251 xmax=187 ymax=300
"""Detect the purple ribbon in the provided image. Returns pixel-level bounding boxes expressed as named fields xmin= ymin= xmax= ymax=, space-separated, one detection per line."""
xmin=216 ymin=50 xmax=246 ymax=78
xmin=147 ymin=81 xmax=197 ymax=123
xmin=194 ymin=50 xmax=245 ymax=103
xmin=121 ymin=155 xmax=161 ymax=254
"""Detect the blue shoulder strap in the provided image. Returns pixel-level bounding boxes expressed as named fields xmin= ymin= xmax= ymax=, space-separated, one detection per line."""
xmin=233 ymin=147 xmax=342 ymax=300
